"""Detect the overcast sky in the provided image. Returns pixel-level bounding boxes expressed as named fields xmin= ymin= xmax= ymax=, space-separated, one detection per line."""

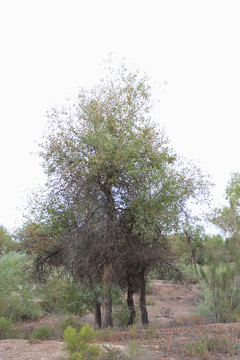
xmin=1 ymin=0 xmax=240 ymax=231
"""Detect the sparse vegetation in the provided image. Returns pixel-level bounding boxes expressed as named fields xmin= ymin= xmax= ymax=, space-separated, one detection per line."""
xmin=2 ymin=63 xmax=240 ymax=360
xmin=0 ymin=317 xmax=14 ymax=340
xmin=29 ymin=326 xmax=54 ymax=342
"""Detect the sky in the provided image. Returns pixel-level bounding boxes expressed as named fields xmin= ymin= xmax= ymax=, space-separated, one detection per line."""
xmin=0 ymin=0 xmax=240 ymax=231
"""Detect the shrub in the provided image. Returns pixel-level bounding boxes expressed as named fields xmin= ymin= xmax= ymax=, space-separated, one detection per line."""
xmin=128 ymin=324 xmax=137 ymax=339
xmin=127 ymin=341 xmax=148 ymax=359
xmin=184 ymin=336 xmax=236 ymax=359
xmin=60 ymin=316 xmax=83 ymax=335
xmin=99 ymin=346 xmax=127 ymax=360
xmin=199 ymin=264 xmax=240 ymax=322
xmin=113 ymin=303 xmax=130 ymax=328
xmin=95 ymin=327 xmax=114 ymax=342
xmin=63 ymin=324 xmax=100 ymax=360
xmin=38 ymin=277 xmax=97 ymax=317
xmin=160 ymin=306 xmax=172 ymax=317
xmin=30 ymin=326 xmax=54 ymax=341
xmin=0 ymin=252 xmax=43 ymax=321
xmin=144 ymin=325 xmax=158 ymax=339
xmin=0 ymin=317 xmax=13 ymax=339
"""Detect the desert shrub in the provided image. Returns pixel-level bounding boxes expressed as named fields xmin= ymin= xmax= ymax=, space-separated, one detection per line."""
xmin=38 ymin=277 xmax=98 ymax=317
xmin=160 ymin=306 xmax=172 ymax=317
xmin=184 ymin=336 xmax=237 ymax=358
xmin=177 ymin=315 xmax=205 ymax=326
xmin=63 ymin=324 xmax=100 ymax=360
xmin=100 ymin=341 xmax=150 ymax=360
xmin=181 ymin=264 xmax=199 ymax=283
xmin=113 ymin=302 xmax=130 ymax=328
xmin=30 ymin=326 xmax=54 ymax=341
xmin=144 ymin=325 xmax=158 ymax=339
xmin=111 ymin=285 xmax=135 ymax=328
xmin=199 ymin=264 xmax=240 ymax=322
xmin=99 ymin=347 xmax=127 ymax=360
xmin=146 ymin=298 xmax=155 ymax=306
xmin=60 ymin=316 xmax=83 ymax=334
xmin=128 ymin=324 xmax=137 ymax=339
xmin=0 ymin=252 xmax=43 ymax=321
xmin=0 ymin=317 xmax=13 ymax=339
xmin=95 ymin=327 xmax=114 ymax=342
xmin=127 ymin=341 xmax=148 ymax=359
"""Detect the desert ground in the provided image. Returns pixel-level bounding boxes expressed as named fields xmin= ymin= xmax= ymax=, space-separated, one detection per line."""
xmin=1 ymin=280 xmax=240 ymax=359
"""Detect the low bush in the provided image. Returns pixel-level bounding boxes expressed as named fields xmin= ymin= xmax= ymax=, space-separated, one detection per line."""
xmin=60 ymin=316 xmax=83 ymax=335
xmin=0 ymin=317 xmax=13 ymax=339
xmin=184 ymin=336 xmax=239 ymax=359
xmin=0 ymin=252 xmax=43 ymax=321
xmin=30 ymin=326 xmax=54 ymax=341
xmin=63 ymin=324 xmax=100 ymax=360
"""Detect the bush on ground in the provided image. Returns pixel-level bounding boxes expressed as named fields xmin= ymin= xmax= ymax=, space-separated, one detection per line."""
xmin=0 ymin=252 xmax=43 ymax=321
xmin=0 ymin=317 xmax=13 ymax=339
xmin=63 ymin=324 xmax=100 ymax=360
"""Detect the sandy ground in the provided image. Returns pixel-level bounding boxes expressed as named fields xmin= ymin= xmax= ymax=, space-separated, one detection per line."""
xmin=1 ymin=281 xmax=239 ymax=359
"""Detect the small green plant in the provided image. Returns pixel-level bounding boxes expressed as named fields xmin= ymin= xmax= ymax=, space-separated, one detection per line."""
xmin=184 ymin=339 xmax=208 ymax=359
xmin=128 ymin=324 xmax=137 ymax=339
xmin=30 ymin=326 xmax=54 ymax=341
xmin=113 ymin=303 xmax=130 ymax=328
xmin=0 ymin=317 xmax=13 ymax=339
xmin=184 ymin=336 xmax=236 ymax=359
xmin=60 ymin=316 xmax=83 ymax=335
xmin=95 ymin=327 xmax=114 ymax=341
xmin=146 ymin=298 xmax=155 ymax=306
xmin=127 ymin=341 xmax=147 ymax=359
xmin=160 ymin=306 xmax=172 ymax=317
xmin=144 ymin=325 xmax=158 ymax=339
xmin=63 ymin=323 xmax=100 ymax=360
xmin=99 ymin=346 xmax=127 ymax=360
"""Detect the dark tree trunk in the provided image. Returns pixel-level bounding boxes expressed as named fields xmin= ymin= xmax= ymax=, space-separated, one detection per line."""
xmin=94 ymin=300 xmax=102 ymax=329
xmin=191 ymin=250 xmax=198 ymax=277
xmin=102 ymin=260 xmax=113 ymax=328
xmin=126 ymin=275 xmax=136 ymax=326
xmin=139 ymin=269 xmax=149 ymax=327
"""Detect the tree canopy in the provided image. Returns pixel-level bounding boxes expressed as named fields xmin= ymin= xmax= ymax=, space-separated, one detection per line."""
xmin=21 ymin=60 xmax=211 ymax=327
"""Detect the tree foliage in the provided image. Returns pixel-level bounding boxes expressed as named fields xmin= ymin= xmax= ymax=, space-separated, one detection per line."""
xmin=21 ymin=59 xmax=211 ymax=327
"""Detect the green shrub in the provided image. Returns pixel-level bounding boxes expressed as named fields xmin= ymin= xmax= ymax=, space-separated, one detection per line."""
xmin=113 ymin=303 xmax=130 ymax=328
xmin=144 ymin=325 xmax=158 ymax=339
xmin=30 ymin=326 xmax=54 ymax=341
xmin=95 ymin=327 xmax=114 ymax=342
xmin=63 ymin=324 xmax=100 ymax=360
xmin=0 ymin=252 xmax=43 ymax=321
xmin=199 ymin=264 xmax=240 ymax=322
xmin=0 ymin=317 xmax=13 ymax=339
xmin=38 ymin=277 xmax=97 ymax=317
xmin=99 ymin=346 xmax=127 ymax=360
xmin=160 ymin=306 xmax=172 ymax=317
xmin=184 ymin=336 xmax=236 ymax=358
xmin=60 ymin=316 xmax=83 ymax=334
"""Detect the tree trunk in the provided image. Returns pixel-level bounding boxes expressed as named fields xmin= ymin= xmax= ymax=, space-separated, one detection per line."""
xmin=191 ymin=250 xmax=198 ymax=277
xmin=102 ymin=260 xmax=113 ymax=328
xmin=126 ymin=275 xmax=136 ymax=326
xmin=94 ymin=300 xmax=102 ymax=329
xmin=139 ymin=269 xmax=149 ymax=327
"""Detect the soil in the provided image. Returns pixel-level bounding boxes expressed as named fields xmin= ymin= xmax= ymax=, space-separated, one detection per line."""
xmin=1 ymin=280 xmax=240 ymax=359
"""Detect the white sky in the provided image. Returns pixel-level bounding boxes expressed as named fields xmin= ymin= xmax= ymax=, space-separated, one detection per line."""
xmin=1 ymin=0 xmax=240 ymax=231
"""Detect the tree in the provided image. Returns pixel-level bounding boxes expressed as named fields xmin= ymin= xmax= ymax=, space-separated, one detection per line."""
xmin=22 ymin=59 xmax=211 ymax=327
xmin=200 ymin=173 xmax=240 ymax=322
xmin=0 ymin=225 xmax=19 ymax=254
xmin=177 ymin=212 xmax=207 ymax=277
xmin=210 ymin=172 xmax=240 ymax=252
